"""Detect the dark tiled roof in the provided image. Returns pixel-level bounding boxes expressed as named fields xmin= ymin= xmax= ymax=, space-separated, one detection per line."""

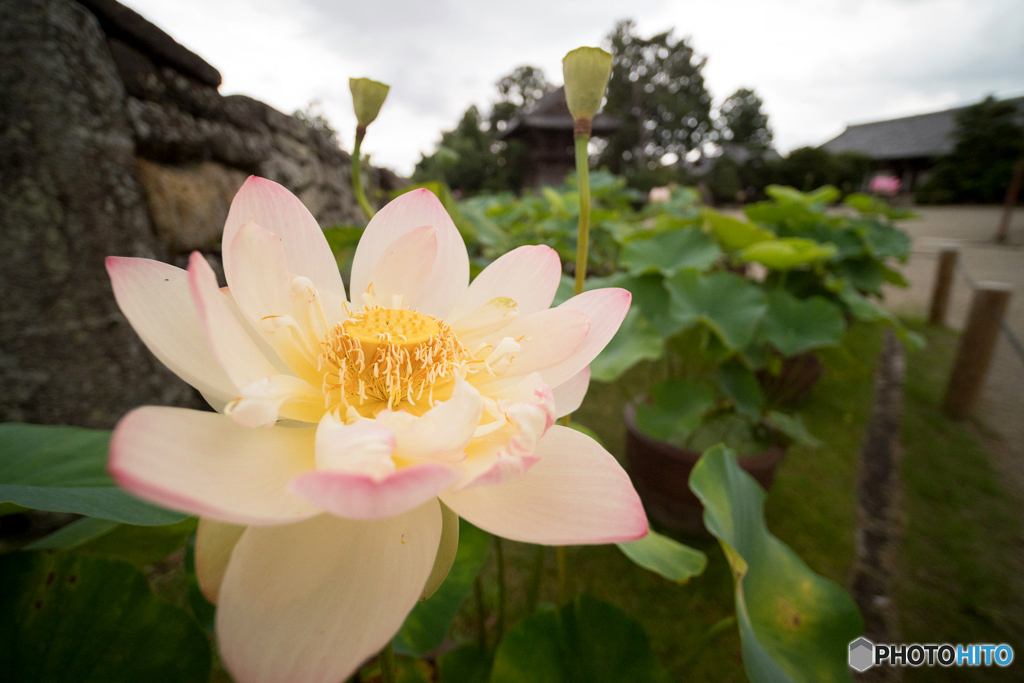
xmin=820 ymin=96 xmax=1024 ymax=161
xmin=500 ymin=87 xmax=621 ymax=137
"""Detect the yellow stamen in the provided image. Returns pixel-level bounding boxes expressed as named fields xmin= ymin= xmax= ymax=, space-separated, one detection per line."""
xmin=320 ymin=306 xmax=468 ymax=415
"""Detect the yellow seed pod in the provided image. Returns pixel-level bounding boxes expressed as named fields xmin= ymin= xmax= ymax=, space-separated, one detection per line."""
xmin=562 ymin=47 xmax=612 ymax=125
xmin=349 ymin=77 xmax=391 ymax=128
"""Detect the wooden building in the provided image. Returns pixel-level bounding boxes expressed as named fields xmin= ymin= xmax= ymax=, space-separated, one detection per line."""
xmin=500 ymin=87 xmax=621 ymax=189
xmin=821 ymin=96 xmax=1024 ymax=192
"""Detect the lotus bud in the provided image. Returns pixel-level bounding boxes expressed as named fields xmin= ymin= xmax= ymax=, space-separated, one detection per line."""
xmin=562 ymin=46 xmax=612 ymax=136
xmin=349 ymin=77 xmax=390 ymax=140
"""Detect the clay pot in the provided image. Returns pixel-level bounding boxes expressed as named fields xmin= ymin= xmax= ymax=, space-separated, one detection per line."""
xmin=624 ymin=403 xmax=786 ymax=534
xmin=757 ymin=351 xmax=823 ymax=406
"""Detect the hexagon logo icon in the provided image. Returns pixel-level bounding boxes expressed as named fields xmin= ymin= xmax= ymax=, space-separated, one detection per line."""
xmin=849 ymin=637 xmax=875 ymax=672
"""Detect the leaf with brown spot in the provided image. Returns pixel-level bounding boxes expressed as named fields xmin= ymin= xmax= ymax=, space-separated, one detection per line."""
xmin=689 ymin=446 xmax=862 ymax=683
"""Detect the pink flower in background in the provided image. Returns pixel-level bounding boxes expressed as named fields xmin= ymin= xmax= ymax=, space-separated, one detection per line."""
xmin=106 ymin=178 xmax=647 ymax=683
xmin=869 ymin=174 xmax=901 ymax=196
xmin=648 ymin=186 xmax=671 ymax=203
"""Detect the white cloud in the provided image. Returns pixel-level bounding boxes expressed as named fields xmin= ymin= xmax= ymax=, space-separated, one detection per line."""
xmin=121 ymin=0 xmax=1024 ymax=175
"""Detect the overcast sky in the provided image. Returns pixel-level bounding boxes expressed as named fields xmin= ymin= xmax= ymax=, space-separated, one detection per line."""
xmin=121 ymin=0 xmax=1024 ymax=176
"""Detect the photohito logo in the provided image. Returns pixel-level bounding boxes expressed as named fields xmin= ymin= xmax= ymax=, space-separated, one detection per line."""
xmin=849 ymin=637 xmax=1014 ymax=671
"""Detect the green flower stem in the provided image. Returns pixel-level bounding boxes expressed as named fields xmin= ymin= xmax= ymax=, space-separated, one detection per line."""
xmin=475 ymin=575 xmax=487 ymax=648
xmin=495 ymin=537 xmax=506 ymax=641
xmin=351 ymin=131 xmax=375 ymax=221
xmin=526 ymin=545 xmax=545 ymax=613
xmin=379 ymin=641 xmax=397 ymax=683
xmin=572 ymin=133 xmax=591 ymax=297
xmin=554 ymin=132 xmax=593 ymax=606
xmin=556 ymin=546 xmax=568 ymax=604
xmin=677 ymin=615 xmax=736 ymax=670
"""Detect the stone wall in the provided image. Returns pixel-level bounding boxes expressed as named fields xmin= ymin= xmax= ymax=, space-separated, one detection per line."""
xmin=0 ymin=0 xmax=403 ymax=428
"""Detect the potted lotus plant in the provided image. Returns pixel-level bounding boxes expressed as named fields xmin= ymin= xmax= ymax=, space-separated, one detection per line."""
xmin=583 ymin=184 xmax=912 ymax=531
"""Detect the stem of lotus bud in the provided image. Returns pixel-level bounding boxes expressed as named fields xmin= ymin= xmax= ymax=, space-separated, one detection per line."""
xmin=475 ymin=576 xmax=487 ymax=648
xmin=557 ymin=546 xmax=569 ymax=604
xmin=527 ymin=545 xmax=545 ymax=614
xmin=572 ymin=132 xmax=591 ymax=298
xmin=379 ymin=641 xmax=397 ymax=683
xmin=351 ymin=132 xmax=375 ymax=220
xmin=495 ymin=536 xmax=506 ymax=641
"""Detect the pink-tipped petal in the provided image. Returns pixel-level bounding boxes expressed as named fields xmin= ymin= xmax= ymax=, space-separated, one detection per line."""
xmin=361 ymin=225 xmax=438 ymax=308
xmin=110 ymin=407 xmax=319 ymax=525
xmin=187 ymin=252 xmax=278 ymax=388
xmin=552 ymin=366 xmax=591 ymax=418
xmin=195 ymin=518 xmax=246 ymax=604
xmin=541 ymin=288 xmax=632 ymax=388
xmin=350 ymin=189 xmax=468 ymax=318
xmin=223 ymin=176 xmax=346 ymax=316
xmin=450 ymin=245 xmax=562 ymax=319
xmin=455 ymin=375 xmax=554 ymax=490
xmin=217 ymin=502 xmax=442 ymax=683
xmin=225 ymin=220 xmax=292 ymax=326
xmin=106 ymin=257 xmax=235 ymax=403
xmin=226 ymin=221 xmax=317 ymax=380
xmin=472 ymin=308 xmax=589 ymax=383
xmin=441 ymin=425 xmax=648 ymax=545
xmin=289 ymin=464 xmax=460 ymax=521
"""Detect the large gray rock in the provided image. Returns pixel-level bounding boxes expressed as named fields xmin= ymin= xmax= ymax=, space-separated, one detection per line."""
xmin=0 ymin=0 xmax=201 ymax=428
xmin=75 ymin=0 xmax=221 ymax=87
xmin=135 ymin=159 xmax=248 ymax=252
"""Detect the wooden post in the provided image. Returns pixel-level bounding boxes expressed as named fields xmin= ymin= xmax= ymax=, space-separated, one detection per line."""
xmin=995 ymin=158 xmax=1023 ymax=244
xmin=943 ymin=283 xmax=1013 ymax=418
xmin=928 ymin=247 xmax=958 ymax=326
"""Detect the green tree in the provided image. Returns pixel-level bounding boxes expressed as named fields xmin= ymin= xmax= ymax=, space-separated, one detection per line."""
xmin=413 ymin=106 xmax=526 ymax=194
xmin=921 ymin=96 xmax=1024 ymax=203
xmin=719 ymin=88 xmax=772 ymax=150
xmin=598 ymin=20 xmax=713 ymax=186
xmin=489 ymin=65 xmax=554 ymax=131
xmin=768 ymin=147 xmax=871 ymax=194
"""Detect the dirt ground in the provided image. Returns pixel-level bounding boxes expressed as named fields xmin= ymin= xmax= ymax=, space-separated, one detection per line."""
xmin=884 ymin=204 xmax=1024 ymax=523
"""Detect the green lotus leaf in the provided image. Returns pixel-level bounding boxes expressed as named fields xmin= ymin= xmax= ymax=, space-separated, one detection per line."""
xmin=689 ymin=446 xmax=862 ymax=683
xmin=590 ymin=308 xmax=664 ymax=383
xmin=0 ymin=424 xmax=187 ymax=526
xmin=617 ymin=528 xmax=708 ymax=583
xmin=490 ymin=594 xmax=673 ymax=683
xmin=759 ymin=290 xmax=846 ymax=356
xmin=765 ymin=411 xmax=821 ymax=448
xmin=741 ymin=238 xmax=837 ymax=270
xmin=438 ymin=643 xmax=494 ymax=683
xmin=634 ymin=378 xmax=716 ymax=444
xmin=619 ymin=226 xmax=721 ymax=277
xmin=767 ymin=185 xmax=839 ymax=207
xmin=613 ymin=274 xmax=683 ymax=339
xmin=705 ymin=209 xmax=776 ymax=251
xmin=25 ymin=517 xmax=120 ymax=550
xmin=666 ymin=271 xmax=769 ymax=351
xmin=0 ymin=551 xmax=211 ymax=682
xmin=854 ymin=220 xmax=911 ymax=261
xmin=718 ymin=361 xmax=766 ymax=420
xmin=75 ymin=518 xmax=198 ymax=568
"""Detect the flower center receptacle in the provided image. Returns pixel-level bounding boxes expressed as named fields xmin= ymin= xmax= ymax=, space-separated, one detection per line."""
xmin=343 ymin=308 xmax=440 ymax=346
xmin=320 ymin=306 xmax=468 ymax=415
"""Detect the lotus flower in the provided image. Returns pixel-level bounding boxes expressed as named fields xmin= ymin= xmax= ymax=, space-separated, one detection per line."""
xmin=106 ymin=178 xmax=647 ymax=683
